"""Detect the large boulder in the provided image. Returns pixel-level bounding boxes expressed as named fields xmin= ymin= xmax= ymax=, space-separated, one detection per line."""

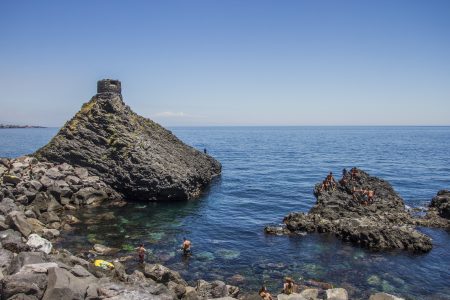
xmin=34 ymin=79 xmax=221 ymax=201
xmin=6 ymin=211 xmax=33 ymax=237
xmin=195 ymin=279 xmax=239 ymax=300
xmin=0 ymin=248 xmax=14 ymax=274
xmin=0 ymin=198 xmax=18 ymax=215
xmin=8 ymin=251 xmax=48 ymax=275
xmin=26 ymin=234 xmax=53 ymax=254
xmin=1 ymin=272 xmax=48 ymax=299
xmin=0 ymin=229 xmax=29 ymax=253
xmin=326 ymin=288 xmax=348 ymax=300
xmin=143 ymin=263 xmax=187 ymax=286
xmin=369 ymin=292 xmax=405 ymax=300
xmin=42 ymin=267 xmax=97 ymax=300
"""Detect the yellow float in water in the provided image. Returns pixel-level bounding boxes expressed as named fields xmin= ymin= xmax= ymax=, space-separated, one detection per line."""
xmin=94 ymin=259 xmax=114 ymax=270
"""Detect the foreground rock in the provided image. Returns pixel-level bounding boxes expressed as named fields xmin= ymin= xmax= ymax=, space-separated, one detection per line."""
xmin=35 ymin=79 xmax=221 ymax=201
xmin=268 ymin=169 xmax=433 ymax=252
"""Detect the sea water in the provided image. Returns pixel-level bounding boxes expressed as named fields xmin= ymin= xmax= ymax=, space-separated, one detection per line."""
xmin=1 ymin=126 xmax=449 ymax=299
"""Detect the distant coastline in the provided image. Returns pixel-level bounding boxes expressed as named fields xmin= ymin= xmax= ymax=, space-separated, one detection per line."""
xmin=0 ymin=124 xmax=46 ymax=129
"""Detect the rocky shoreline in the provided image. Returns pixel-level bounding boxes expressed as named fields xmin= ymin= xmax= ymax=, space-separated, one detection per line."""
xmin=1 ymin=157 xmax=412 ymax=300
xmin=0 ymin=156 xmax=239 ymax=300
xmin=265 ymin=169 xmax=449 ymax=253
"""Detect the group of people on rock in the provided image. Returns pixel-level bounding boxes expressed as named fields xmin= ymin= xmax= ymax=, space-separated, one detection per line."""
xmin=352 ymin=187 xmax=375 ymax=205
xmin=258 ymin=277 xmax=296 ymax=300
xmin=318 ymin=167 xmax=376 ymax=205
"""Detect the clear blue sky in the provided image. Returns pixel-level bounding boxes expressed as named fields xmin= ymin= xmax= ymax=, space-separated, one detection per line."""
xmin=1 ymin=1 xmax=449 ymax=126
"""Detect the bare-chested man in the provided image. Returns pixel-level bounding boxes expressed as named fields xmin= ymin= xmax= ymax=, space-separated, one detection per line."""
xmin=326 ymin=172 xmax=336 ymax=190
xmin=259 ymin=286 xmax=273 ymax=300
xmin=182 ymin=237 xmax=191 ymax=255
xmin=366 ymin=190 xmax=375 ymax=203
xmin=136 ymin=244 xmax=147 ymax=263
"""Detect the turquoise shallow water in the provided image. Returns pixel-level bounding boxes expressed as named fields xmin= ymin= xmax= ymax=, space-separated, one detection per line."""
xmin=1 ymin=126 xmax=450 ymax=299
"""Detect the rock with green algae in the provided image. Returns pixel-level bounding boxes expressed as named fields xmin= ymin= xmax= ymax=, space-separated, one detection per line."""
xmin=367 ymin=275 xmax=381 ymax=286
xmin=35 ymin=79 xmax=221 ymax=202
xmin=196 ymin=251 xmax=215 ymax=261
xmin=381 ymin=280 xmax=395 ymax=293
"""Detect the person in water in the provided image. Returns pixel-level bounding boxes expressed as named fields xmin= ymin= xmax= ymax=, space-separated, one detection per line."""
xmin=283 ymin=277 xmax=295 ymax=295
xmin=136 ymin=244 xmax=147 ymax=263
xmin=258 ymin=286 xmax=273 ymax=300
xmin=181 ymin=237 xmax=191 ymax=255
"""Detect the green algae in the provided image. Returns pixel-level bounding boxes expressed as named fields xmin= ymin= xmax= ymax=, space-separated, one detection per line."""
xmin=196 ymin=251 xmax=215 ymax=262
xmin=216 ymin=249 xmax=241 ymax=260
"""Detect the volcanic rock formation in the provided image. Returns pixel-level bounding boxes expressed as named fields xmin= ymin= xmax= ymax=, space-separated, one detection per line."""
xmin=267 ymin=168 xmax=433 ymax=253
xmin=429 ymin=190 xmax=450 ymax=219
xmin=35 ymin=79 xmax=221 ymax=201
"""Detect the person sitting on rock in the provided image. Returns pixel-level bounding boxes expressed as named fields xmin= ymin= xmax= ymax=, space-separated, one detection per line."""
xmin=259 ymin=286 xmax=273 ymax=300
xmin=319 ymin=179 xmax=329 ymax=192
xmin=181 ymin=237 xmax=192 ymax=256
xmin=364 ymin=189 xmax=375 ymax=204
xmin=283 ymin=277 xmax=295 ymax=295
xmin=136 ymin=244 xmax=147 ymax=263
xmin=6 ymin=159 xmax=12 ymax=174
xmin=350 ymin=168 xmax=359 ymax=180
xmin=367 ymin=190 xmax=375 ymax=203
xmin=352 ymin=187 xmax=363 ymax=203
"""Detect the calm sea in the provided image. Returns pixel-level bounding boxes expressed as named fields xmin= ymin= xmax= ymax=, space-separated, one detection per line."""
xmin=1 ymin=126 xmax=449 ymax=299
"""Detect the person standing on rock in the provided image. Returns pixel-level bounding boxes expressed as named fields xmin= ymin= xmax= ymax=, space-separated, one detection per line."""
xmin=283 ymin=277 xmax=295 ymax=295
xmin=259 ymin=286 xmax=273 ymax=300
xmin=181 ymin=237 xmax=191 ymax=256
xmin=326 ymin=172 xmax=337 ymax=190
xmin=28 ymin=164 xmax=34 ymax=179
xmin=136 ymin=244 xmax=147 ymax=263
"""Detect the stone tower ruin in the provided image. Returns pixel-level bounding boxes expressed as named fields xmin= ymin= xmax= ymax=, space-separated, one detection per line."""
xmin=97 ymin=79 xmax=121 ymax=94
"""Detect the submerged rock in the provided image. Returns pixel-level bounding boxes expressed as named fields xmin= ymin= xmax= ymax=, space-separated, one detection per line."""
xmin=277 ymin=169 xmax=433 ymax=252
xmin=369 ymin=292 xmax=405 ymax=300
xmin=35 ymin=79 xmax=221 ymax=201
xmin=216 ymin=249 xmax=240 ymax=260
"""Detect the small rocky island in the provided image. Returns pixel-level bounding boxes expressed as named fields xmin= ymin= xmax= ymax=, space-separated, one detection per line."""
xmin=266 ymin=168 xmax=449 ymax=253
xmin=35 ymin=79 xmax=221 ymax=201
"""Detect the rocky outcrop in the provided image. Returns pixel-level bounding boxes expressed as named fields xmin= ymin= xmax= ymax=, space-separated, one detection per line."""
xmin=268 ymin=169 xmax=433 ymax=252
xmin=35 ymin=79 xmax=221 ymax=201
xmin=429 ymin=190 xmax=450 ymax=219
